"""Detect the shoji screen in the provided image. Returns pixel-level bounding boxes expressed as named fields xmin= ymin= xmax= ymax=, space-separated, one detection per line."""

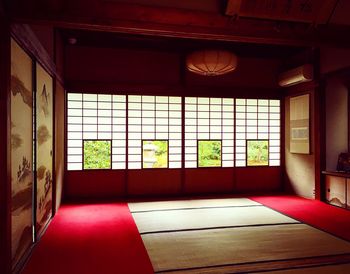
xmin=235 ymin=99 xmax=280 ymax=167
xmin=184 ymin=97 xmax=235 ymax=168
xmin=67 ymin=93 xmax=127 ymax=170
xmin=127 ymin=95 xmax=182 ymax=169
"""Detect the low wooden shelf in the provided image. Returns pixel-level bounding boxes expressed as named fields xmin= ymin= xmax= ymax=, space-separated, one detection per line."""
xmin=322 ymin=171 xmax=350 ymax=209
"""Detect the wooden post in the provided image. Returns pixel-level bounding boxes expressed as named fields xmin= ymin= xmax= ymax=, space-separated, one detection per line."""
xmin=0 ymin=10 xmax=12 ymax=274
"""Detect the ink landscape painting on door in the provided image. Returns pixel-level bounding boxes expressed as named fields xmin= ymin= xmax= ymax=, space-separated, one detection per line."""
xmin=36 ymin=63 xmax=53 ymax=235
xmin=10 ymin=38 xmax=33 ymax=267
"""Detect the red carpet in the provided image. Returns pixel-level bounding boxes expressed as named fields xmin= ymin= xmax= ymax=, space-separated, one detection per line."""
xmin=22 ymin=195 xmax=350 ymax=274
xmin=250 ymin=195 xmax=350 ymax=241
xmin=22 ymin=203 xmax=154 ymax=274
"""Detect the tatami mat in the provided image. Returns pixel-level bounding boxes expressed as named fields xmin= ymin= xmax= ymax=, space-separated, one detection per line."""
xmin=128 ymin=198 xmax=260 ymax=212
xmin=251 ymin=263 xmax=350 ymax=274
xmin=132 ymin=206 xmax=299 ymax=233
xmin=142 ymin=224 xmax=350 ymax=272
xmin=159 ymin=261 xmax=350 ymax=274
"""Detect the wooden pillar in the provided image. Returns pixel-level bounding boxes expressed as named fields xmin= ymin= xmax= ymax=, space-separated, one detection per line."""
xmin=314 ymin=47 xmax=326 ymax=200
xmin=0 ymin=9 xmax=12 ymax=274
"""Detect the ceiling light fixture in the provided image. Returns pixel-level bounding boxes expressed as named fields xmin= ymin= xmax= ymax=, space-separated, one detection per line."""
xmin=186 ymin=50 xmax=238 ymax=76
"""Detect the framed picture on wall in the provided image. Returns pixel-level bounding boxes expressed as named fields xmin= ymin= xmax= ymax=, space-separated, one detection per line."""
xmin=290 ymin=94 xmax=310 ymax=154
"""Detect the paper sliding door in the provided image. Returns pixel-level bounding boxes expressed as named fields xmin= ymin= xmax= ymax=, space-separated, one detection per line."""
xmin=35 ymin=63 xmax=53 ymax=235
xmin=10 ymin=38 xmax=33 ymax=268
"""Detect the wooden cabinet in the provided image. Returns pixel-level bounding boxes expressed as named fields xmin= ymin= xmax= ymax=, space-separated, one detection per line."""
xmin=323 ymin=171 xmax=349 ymax=209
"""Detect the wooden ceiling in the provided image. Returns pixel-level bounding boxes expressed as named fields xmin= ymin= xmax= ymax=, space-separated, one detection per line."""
xmin=6 ymin=0 xmax=350 ymax=50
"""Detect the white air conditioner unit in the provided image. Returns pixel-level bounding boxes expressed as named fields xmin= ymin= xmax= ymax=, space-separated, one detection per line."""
xmin=278 ymin=64 xmax=313 ymax=87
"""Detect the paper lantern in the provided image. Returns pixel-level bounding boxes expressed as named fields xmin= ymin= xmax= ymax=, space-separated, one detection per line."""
xmin=186 ymin=50 xmax=238 ymax=76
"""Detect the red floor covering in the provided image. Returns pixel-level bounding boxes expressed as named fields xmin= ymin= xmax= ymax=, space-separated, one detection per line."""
xmin=22 ymin=203 xmax=154 ymax=274
xmin=250 ymin=195 xmax=350 ymax=241
xmin=22 ymin=195 xmax=350 ymax=274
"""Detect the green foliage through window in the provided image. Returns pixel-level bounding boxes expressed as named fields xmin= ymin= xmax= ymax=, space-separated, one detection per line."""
xmin=247 ymin=140 xmax=269 ymax=166
xmin=142 ymin=140 xmax=168 ymax=168
xmin=198 ymin=140 xmax=221 ymax=167
xmin=84 ymin=140 xmax=111 ymax=169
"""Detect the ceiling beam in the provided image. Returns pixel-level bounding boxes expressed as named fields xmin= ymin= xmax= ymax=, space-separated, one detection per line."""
xmin=8 ymin=0 xmax=350 ymax=48
xmin=225 ymin=0 xmax=338 ymax=25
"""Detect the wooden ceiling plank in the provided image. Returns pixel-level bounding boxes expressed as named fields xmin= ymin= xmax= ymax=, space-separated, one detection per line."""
xmin=8 ymin=0 xmax=350 ymax=48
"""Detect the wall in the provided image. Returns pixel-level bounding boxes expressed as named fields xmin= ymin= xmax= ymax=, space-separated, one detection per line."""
xmin=65 ymin=166 xmax=282 ymax=199
xmin=65 ymin=45 xmax=280 ymax=90
xmin=325 ymin=76 xmax=348 ymax=170
xmin=65 ymin=46 xmax=181 ymax=86
xmin=54 ymin=80 xmax=65 ymax=209
xmin=54 ymin=31 xmax=65 ymax=211
xmin=64 ymin=45 xmax=283 ymax=198
xmin=320 ymin=46 xmax=350 ymax=170
xmin=320 ymin=47 xmax=350 ymax=75
xmin=30 ymin=25 xmax=54 ymax=60
xmin=284 ymin=88 xmax=316 ymax=199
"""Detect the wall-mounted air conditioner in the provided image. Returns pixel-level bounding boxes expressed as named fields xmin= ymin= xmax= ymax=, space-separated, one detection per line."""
xmin=278 ymin=64 xmax=313 ymax=87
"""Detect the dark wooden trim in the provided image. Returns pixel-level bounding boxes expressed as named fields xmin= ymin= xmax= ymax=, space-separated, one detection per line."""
xmin=125 ymin=94 xmax=129 ymax=197
xmin=322 ymin=170 xmax=350 ymax=178
xmin=280 ymin=92 xmax=286 ymax=192
xmin=32 ymin=59 xmax=37 ymax=241
xmin=63 ymin=89 xmax=68 ymax=200
xmin=0 ymin=16 xmax=11 ymax=274
xmin=181 ymin=96 xmax=185 ymax=194
xmin=52 ymin=76 xmax=57 ymax=216
xmin=10 ymin=23 xmax=64 ymax=84
xmin=66 ymin=81 xmax=281 ymax=99
xmin=318 ymin=79 xmax=327 ymax=201
xmin=180 ymin=54 xmax=186 ymax=195
xmin=314 ymin=48 xmax=324 ymax=201
xmin=348 ymin=88 xmax=350 ymax=153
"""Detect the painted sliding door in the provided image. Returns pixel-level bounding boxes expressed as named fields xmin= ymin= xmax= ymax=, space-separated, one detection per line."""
xmin=10 ymin=38 xmax=33 ymax=268
xmin=36 ymin=63 xmax=53 ymax=234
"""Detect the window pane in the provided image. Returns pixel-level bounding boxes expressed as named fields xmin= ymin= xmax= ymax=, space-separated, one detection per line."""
xmin=142 ymin=140 xmax=168 ymax=168
xmin=67 ymin=116 xmax=83 ymax=124
xmin=156 ymin=96 xmax=168 ymax=103
xmin=198 ymin=140 xmax=222 ymax=167
xmin=113 ymin=95 xmax=126 ymax=102
xmin=223 ymin=98 xmax=233 ymax=105
xmin=68 ymin=109 xmax=82 ymax=116
xmin=128 ymin=95 xmax=141 ymax=102
xmin=68 ymin=93 xmax=82 ymax=100
xmin=83 ymin=94 xmax=97 ymax=101
xmin=169 ymin=97 xmax=181 ymax=103
xmin=247 ymin=140 xmax=269 ymax=166
xmin=210 ymin=133 xmax=222 ymax=139
xmin=83 ymin=140 xmax=111 ymax=169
